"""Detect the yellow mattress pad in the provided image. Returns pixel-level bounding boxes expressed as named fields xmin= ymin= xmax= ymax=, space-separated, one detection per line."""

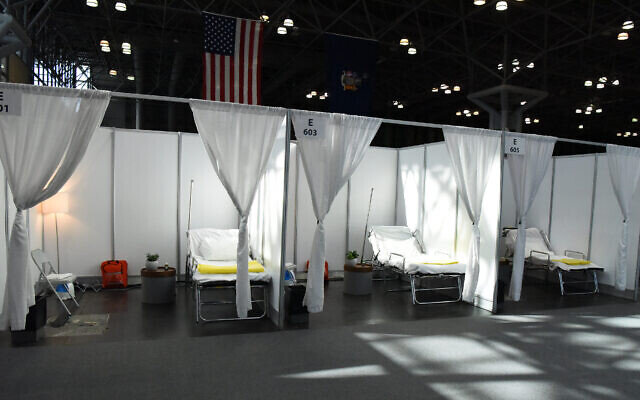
xmin=197 ymin=260 xmax=265 ymax=274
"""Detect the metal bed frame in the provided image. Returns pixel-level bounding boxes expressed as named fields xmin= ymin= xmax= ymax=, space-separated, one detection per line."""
xmin=504 ymin=228 xmax=601 ymax=296
xmin=369 ymin=230 xmax=463 ymax=305
xmin=187 ymin=253 xmax=270 ymax=323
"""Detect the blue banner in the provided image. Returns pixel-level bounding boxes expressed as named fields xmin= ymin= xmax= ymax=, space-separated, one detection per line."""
xmin=325 ymin=34 xmax=377 ymax=116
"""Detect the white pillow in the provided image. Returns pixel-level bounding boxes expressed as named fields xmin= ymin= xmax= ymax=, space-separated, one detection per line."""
xmin=199 ymin=235 xmax=238 ymax=261
xmin=379 ymin=236 xmax=422 ymax=258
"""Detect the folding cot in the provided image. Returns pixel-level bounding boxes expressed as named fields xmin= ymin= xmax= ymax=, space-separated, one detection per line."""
xmin=504 ymin=227 xmax=603 ymax=295
xmin=186 ymin=228 xmax=270 ymax=323
xmin=368 ymin=226 xmax=465 ymax=304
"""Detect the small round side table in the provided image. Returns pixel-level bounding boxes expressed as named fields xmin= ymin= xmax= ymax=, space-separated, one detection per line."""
xmin=141 ymin=267 xmax=176 ymax=304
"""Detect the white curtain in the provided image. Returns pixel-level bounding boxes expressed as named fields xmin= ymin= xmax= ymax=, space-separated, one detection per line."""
xmin=607 ymin=144 xmax=640 ymax=291
xmin=507 ymin=133 xmax=556 ymax=301
xmin=190 ymin=100 xmax=286 ymax=317
xmin=292 ymin=111 xmax=381 ymax=312
xmin=0 ymin=83 xmax=110 ymax=330
xmin=443 ymin=126 xmax=501 ymax=303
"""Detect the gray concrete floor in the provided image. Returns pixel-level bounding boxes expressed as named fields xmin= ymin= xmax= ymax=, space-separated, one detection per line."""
xmin=0 ymin=277 xmax=638 ymax=399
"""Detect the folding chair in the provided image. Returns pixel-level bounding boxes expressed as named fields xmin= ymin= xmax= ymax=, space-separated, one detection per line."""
xmin=31 ymin=249 xmax=79 ymax=321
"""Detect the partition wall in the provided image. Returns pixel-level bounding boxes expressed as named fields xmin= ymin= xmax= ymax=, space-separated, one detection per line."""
xmin=1 ymin=84 xmax=639 ymax=331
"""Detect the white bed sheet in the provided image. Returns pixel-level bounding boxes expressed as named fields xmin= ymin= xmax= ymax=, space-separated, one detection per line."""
xmin=191 ymin=257 xmax=271 ymax=283
xmin=386 ymin=254 xmax=467 ymax=275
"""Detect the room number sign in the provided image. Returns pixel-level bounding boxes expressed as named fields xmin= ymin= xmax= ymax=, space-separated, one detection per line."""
xmin=296 ymin=117 xmax=324 ymax=139
xmin=505 ymin=136 xmax=525 ymax=155
xmin=0 ymin=89 xmax=22 ymax=116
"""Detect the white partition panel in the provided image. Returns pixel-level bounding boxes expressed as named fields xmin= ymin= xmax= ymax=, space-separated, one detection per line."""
xmin=423 ymin=143 xmax=457 ymax=255
xmin=296 ymin=161 xmax=348 ymax=272
xmin=591 ymin=154 xmax=640 ymax=291
xmin=179 ymin=134 xmax=237 ymax=272
xmin=527 ymin=161 xmax=553 ymax=235
xmin=476 ymin=155 xmax=502 ymax=311
xmin=115 ymin=130 xmax=178 ymax=271
xmin=285 ymin=143 xmax=297 ymax=264
xmin=501 ymin=159 xmax=516 ymax=228
xmin=549 ymin=155 xmax=595 ymax=255
xmin=349 ymin=147 xmax=397 ymax=261
xmin=0 ymin=165 xmax=6 ymax=310
xmin=248 ymin=127 xmax=287 ymax=316
xmin=396 ymin=146 xmax=424 ymax=231
xmin=42 ymin=128 xmax=112 ymax=277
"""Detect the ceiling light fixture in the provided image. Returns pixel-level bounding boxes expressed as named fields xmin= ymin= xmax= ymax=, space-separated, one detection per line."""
xmin=612 ymin=79 xmax=620 ymax=86
xmin=127 ymin=75 xmax=135 ymax=81
xmin=527 ymin=62 xmax=534 ymax=68
xmin=260 ymin=14 xmax=269 ymax=22
xmin=398 ymin=104 xmax=404 ymax=109
xmin=617 ymin=132 xmax=622 ymax=137
xmin=399 ymin=38 xmax=409 ymax=46
xmin=115 ymin=1 xmax=126 ymax=11
xmin=277 ymin=26 xmax=287 ymax=35
xmin=598 ymin=76 xmax=607 ymax=83
xmin=456 ymin=111 xmax=462 ymax=116
xmin=533 ymin=118 xmax=540 ymax=123
xmin=576 ymin=109 xmax=582 ymax=114
xmin=100 ymin=40 xmax=109 ymax=47
xmin=86 ymin=0 xmax=98 ymax=7
xmin=432 ymin=88 xmax=438 ymax=92
xmin=306 ymin=93 xmax=312 ymax=99
xmin=512 ymin=58 xmax=519 ymax=66
xmin=634 ymin=133 xmax=638 ymax=137
xmin=408 ymin=47 xmax=416 ymax=55
xmin=319 ymin=95 xmax=326 ymax=100
xmin=310 ymin=90 xmax=317 ymax=96
xmin=101 ymin=46 xmax=111 ymax=53
xmin=440 ymin=83 xmax=448 ymax=89
xmin=473 ymin=0 xmax=486 ymax=5
xmin=633 ymin=118 xmax=638 ymax=123
xmin=109 ymin=69 xmax=117 ymax=76
xmin=497 ymin=63 xmax=503 ymax=70
xmin=496 ymin=1 xmax=508 ymax=11
xmin=618 ymin=32 xmax=629 ymax=40
xmin=453 ymin=85 xmax=461 ymax=92
xmin=473 ymin=111 xmax=479 ymax=116
xmin=622 ymin=20 xmax=634 ymax=30
xmin=578 ymin=125 xmax=584 ymax=129
xmin=585 ymin=110 xmax=592 ymax=115
xmin=283 ymin=18 xmax=294 ymax=27
xmin=596 ymin=108 xmax=603 ymax=113
xmin=596 ymin=83 xmax=605 ymax=89
xmin=463 ymin=109 xmax=470 ymax=114
xmin=584 ymin=80 xmax=592 ymax=87
xmin=444 ymin=89 xmax=452 ymax=94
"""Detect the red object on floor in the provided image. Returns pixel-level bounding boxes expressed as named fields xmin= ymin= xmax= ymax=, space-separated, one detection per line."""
xmin=305 ymin=260 xmax=329 ymax=281
xmin=100 ymin=260 xmax=128 ymax=288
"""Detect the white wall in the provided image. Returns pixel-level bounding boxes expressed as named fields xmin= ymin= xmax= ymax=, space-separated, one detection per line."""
xmin=549 ymin=155 xmax=595 ymax=256
xmin=591 ymin=154 xmax=640 ymax=291
xmin=178 ymin=134 xmax=238 ymax=273
xmin=248 ymin=126 xmax=287 ymax=313
xmin=526 ymin=159 xmax=553 ymax=235
xmin=43 ymin=128 xmax=112 ymax=276
xmin=396 ymin=146 xmax=424 ymax=231
xmin=0 ymin=164 xmax=6 ymax=311
xmin=285 ymin=144 xmax=297 ymax=264
xmin=348 ymin=147 xmax=397 ymax=261
xmin=500 ymin=159 xmax=516 ymax=229
xmin=423 ymin=143 xmax=457 ymax=256
xmin=114 ymin=129 xmax=179 ymax=271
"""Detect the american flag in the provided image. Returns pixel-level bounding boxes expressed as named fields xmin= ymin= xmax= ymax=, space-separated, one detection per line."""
xmin=202 ymin=12 xmax=263 ymax=104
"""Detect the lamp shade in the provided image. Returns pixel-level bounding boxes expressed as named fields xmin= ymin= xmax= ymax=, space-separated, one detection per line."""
xmin=42 ymin=192 xmax=69 ymax=214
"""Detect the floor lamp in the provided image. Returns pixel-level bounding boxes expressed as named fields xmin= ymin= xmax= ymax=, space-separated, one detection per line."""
xmin=42 ymin=192 xmax=69 ymax=273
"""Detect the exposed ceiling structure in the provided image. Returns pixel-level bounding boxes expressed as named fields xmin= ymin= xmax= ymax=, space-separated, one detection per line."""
xmin=7 ymin=0 xmax=640 ymax=147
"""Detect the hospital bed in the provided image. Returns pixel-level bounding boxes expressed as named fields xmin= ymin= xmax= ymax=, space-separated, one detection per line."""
xmin=368 ymin=226 xmax=465 ymax=305
xmin=186 ymin=228 xmax=270 ymax=323
xmin=504 ymin=227 xmax=603 ymax=295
